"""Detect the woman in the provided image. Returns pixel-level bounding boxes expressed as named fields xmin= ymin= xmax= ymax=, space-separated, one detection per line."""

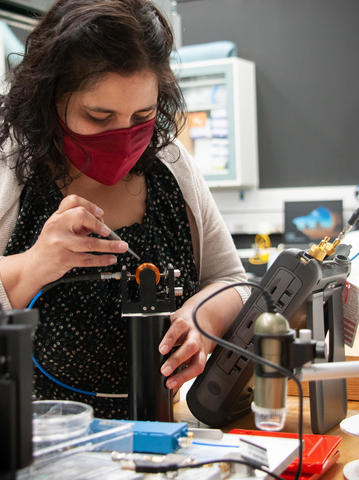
xmin=0 ymin=0 xmax=249 ymax=418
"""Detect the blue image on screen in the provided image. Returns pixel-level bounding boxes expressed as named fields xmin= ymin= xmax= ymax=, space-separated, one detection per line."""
xmin=292 ymin=206 xmax=333 ymax=231
xmin=284 ymin=200 xmax=343 ymax=244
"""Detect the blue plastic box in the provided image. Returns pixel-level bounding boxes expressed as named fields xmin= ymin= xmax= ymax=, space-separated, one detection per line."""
xmin=120 ymin=420 xmax=188 ymax=454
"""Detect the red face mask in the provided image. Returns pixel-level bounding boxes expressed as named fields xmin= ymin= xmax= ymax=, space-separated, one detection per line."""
xmin=57 ymin=116 xmax=156 ymax=185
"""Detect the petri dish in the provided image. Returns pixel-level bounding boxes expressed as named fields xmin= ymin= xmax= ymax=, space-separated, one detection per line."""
xmin=33 ymin=400 xmax=94 ymax=445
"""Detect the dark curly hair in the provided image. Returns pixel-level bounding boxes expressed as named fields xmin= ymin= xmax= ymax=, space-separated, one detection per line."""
xmin=0 ymin=0 xmax=186 ymax=186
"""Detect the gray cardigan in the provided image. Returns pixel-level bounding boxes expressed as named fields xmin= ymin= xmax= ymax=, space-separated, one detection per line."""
xmin=0 ymin=139 xmax=249 ymax=309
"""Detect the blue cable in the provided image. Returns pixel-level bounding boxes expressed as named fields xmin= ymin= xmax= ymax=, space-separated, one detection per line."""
xmin=28 ymin=287 xmax=110 ymax=397
xmin=28 ymin=290 xmax=43 ymax=309
xmin=32 ymin=355 xmax=96 ymax=396
xmin=192 ymin=441 xmax=240 ymax=448
xmin=350 ymin=252 xmax=359 ymax=262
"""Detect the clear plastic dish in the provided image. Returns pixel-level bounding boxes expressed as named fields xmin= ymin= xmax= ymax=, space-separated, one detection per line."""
xmin=18 ymin=419 xmax=134 ymax=479
xmin=32 ymin=400 xmax=94 ymax=445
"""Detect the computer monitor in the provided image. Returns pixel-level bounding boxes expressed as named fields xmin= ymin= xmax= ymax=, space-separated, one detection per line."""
xmin=284 ymin=200 xmax=343 ymax=245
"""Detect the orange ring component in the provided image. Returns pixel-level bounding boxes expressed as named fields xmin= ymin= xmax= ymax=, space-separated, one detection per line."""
xmin=135 ymin=263 xmax=161 ymax=285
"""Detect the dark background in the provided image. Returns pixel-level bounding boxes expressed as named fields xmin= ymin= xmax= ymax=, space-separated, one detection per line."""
xmin=177 ymin=0 xmax=359 ymax=189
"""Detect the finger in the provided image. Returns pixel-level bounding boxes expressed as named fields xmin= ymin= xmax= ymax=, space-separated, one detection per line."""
xmin=69 ymin=252 xmax=119 ymax=268
xmin=71 ymin=236 xmax=128 ymax=254
xmin=160 ymin=334 xmax=199 ymax=377
xmin=159 ymin=316 xmax=189 ymax=355
xmin=57 ymin=194 xmax=104 ymax=219
xmin=165 ymin=351 xmax=207 ymax=390
xmin=61 ymin=206 xmax=112 ymax=238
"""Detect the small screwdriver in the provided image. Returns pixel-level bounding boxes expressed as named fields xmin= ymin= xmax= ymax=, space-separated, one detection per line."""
xmin=107 ymin=229 xmax=141 ymax=261
xmin=337 ymin=207 xmax=359 ymax=241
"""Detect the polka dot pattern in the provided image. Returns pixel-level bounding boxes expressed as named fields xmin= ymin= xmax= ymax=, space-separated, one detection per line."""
xmin=4 ymin=159 xmax=199 ymax=418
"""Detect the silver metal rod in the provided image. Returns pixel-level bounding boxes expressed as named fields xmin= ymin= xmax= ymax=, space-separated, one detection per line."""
xmin=298 ymin=361 xmax=359 ymax=382
xmin=107 ymin=228 xmax=140 ymax=261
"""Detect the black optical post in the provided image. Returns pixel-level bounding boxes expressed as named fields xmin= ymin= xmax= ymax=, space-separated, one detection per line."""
xmin=0 ymin=307 xmax=38 ymax=480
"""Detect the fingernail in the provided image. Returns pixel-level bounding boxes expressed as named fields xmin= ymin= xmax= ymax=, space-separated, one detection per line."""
xmin=95 ymin=206 xmax=104 ymax=217
xmin=118 ymin=241 xmax=128 ymax=250
xmin=167 ymin=379 xmax=177 ymax=389
xmin=161 ymin=366 xmax=172 ymax=376
xmin=159 ymin=344 xmax=169 ymax=354
xmin=109 ymin=256 xmax=117 ymax=264
xmin=101 ymin=224 xmax=110 ymax=236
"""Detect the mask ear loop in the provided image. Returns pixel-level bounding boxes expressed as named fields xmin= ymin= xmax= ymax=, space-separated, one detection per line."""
xmin=60 ymin=96 xmax=92 ymax=175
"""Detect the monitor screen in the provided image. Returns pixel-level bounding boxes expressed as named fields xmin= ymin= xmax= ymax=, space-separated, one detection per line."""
xmin=284 ymin=200 xmax=343 ymax=244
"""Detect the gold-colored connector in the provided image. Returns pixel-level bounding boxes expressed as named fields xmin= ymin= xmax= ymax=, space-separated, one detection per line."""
xmin=307 ymin=236 xmax=341 ymax=261
xmin=307 ymin=208 xmax=359 ymax=262
xmin=178 ymin=431 xmax=194 ymax=448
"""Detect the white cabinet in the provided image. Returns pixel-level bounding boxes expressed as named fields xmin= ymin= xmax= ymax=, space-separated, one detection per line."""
xmin=172 ymin=57 xmax=259 ymax=188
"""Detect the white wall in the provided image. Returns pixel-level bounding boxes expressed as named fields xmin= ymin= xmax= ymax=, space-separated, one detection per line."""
xmin=212 ymin=185 xmax=359 ymax=235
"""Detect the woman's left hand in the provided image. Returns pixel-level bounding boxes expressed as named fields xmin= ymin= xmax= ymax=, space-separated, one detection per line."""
xmin=159 ymin=283 xmax=244 ymax=391
xmin=159 ymin=304 xmax=214 ymax=391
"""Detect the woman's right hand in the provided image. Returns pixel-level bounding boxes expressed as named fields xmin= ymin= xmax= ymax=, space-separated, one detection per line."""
xmin=0 ymin=194 xmax=128 ymax=308
xmin=28 ymin=194 xmax=128 ymax=284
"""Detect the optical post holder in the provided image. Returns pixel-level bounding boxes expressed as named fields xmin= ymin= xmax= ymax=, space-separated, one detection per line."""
xmin=121 ymin=263 xmax=182 ymax=422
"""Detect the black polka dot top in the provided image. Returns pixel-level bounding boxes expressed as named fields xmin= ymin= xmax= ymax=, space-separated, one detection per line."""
xmin=4 ymin=158 xmax=199 ymax=419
